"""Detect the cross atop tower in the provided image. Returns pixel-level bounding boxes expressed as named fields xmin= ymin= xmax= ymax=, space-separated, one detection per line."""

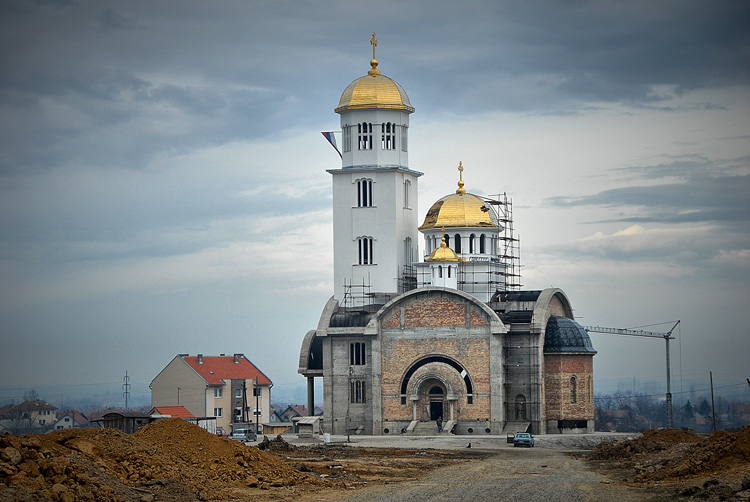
xmin=370 ymin=32 xmax=378 ymax=59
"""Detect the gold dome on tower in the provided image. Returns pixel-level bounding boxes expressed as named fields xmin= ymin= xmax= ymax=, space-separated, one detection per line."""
xmin=419 ymin=162 xmax=503 ymax=230
xmin=335 ymin=33 xmax=414 ymax=114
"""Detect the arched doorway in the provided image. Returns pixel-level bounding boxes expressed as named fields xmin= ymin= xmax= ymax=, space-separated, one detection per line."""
xmin=429 ymin=385 xmax=445 ymax=420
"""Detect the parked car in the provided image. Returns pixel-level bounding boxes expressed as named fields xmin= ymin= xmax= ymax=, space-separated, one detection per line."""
xmin=216 ymin=427 xmax=226 ymax=437
xmin=230 ymin=428 xmax=257 ymax=442
xmin=513 ymin=432 xmax=534 ymax=447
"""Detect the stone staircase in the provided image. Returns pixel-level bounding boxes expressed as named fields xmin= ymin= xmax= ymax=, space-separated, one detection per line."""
xmin=406 ymin=420 xmax=455 ymax=436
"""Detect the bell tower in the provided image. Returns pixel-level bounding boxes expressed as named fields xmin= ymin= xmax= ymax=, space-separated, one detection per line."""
xmin=329 ymin=34 xmax=421 ymax=304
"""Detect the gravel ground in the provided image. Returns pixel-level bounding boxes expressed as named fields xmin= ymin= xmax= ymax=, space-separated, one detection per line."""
xmin=328 ymin=446 xmax=650 ymax=502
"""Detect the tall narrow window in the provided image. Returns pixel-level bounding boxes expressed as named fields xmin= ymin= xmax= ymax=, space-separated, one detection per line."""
xmin=382 ymin=122 xmax=395 ymax=149
xmin=515 ymin=394 xmax=527 ymax=420
xmin=454 ymin=234 xmax=462 ymax=253
xmin=469 ymin=234 xmax=476 ymax=253
xmin=342 ymin=125 xmax=351 ymax=152
xmin=403 ymin=179 xmax=411 ymax=208
xmin=349 ymin=342 xmax=366 ymax=365
xmin=404 ymin=237 xmax=412 ymax=265
xmin=444 ymin=234 xmax=450 ymax=248
xmin=358 ymin=237 xmax=374 ymax=265
xmin=438 ymin=266 xmax=443 ymax=278
xmin=358 ymin=122 xmax=372 ymax=150
xmin=357 ymin=179 xmax=373 ymax=207
xmin=570 ymin=376 xmax=577 ymax=404
xmin=350 ymin=380 xmax=367 ymax=403
xmin=479 ymin=234 xmax=486 ymax=254
xmin=401 ymin=125 xmax=408 ymax=152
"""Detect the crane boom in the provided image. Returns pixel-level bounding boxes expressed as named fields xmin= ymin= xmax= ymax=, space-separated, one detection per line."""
xmin=583 ymin=320 xmax=680 ymax=429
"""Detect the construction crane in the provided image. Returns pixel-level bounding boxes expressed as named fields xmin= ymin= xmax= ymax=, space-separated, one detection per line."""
xmin=584 ymin=321 xmax=681 ymax=429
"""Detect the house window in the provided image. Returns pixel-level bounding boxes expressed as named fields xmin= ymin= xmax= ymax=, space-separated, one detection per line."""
xmin=350 ymin=380 xmax=367 ymax=403
xmin=358 ymin=122 xmax=372 ymax=150
xmin=381 ymin=122 xmax=395 ymax=150
xmin=214 ymin=388 xmax=223 ymax=398
xmin=235 ymin=388 xmax=242 ymax=398
xmin=214 ymin=408 xmax=223 ymax=417
xmin=357 ymin=179 xmax=373 ymax=207
xmin=570 ymin=376 xmax=577 ymax=404
xmin=253 ymin=407 xmax=262 ymax=416
xmin=358 ymin=237 xmax=374 ymax=265
xmin=350 ymin=342 xmax=366 ymax=365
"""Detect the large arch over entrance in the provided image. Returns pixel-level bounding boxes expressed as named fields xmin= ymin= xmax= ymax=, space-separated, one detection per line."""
xmin=400 ymin=355 xmax=474 ymax=396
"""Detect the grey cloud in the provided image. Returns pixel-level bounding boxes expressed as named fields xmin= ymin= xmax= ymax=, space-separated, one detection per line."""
xmin=547 ymin=171 xmax=750 ymax=228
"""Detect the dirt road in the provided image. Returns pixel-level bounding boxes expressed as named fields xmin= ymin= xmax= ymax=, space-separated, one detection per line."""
xmin=294 ymin=446 xmax=653 ymax=502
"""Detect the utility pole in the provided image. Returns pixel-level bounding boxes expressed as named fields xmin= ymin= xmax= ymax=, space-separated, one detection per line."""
xmin=122 ymin=371 xmax=131 ymax=411
xmin=585 ymin=320 xmax=680 ymax=428
xmin=254 ymin=378 xmax=260 ymax=435
xmin=710 ymin=371 xmax=716 ymax=433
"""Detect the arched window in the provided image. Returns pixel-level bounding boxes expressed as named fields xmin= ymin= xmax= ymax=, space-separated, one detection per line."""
xmin=404 ymin=237 xmax=412 ymax=265
xmin=382 ymin=122 xmax=395 ymax=150
xmin=438 ymin=266 xmax=443 ymax=278
xmin=570 ymin=376 xmax=577 ymax=404
xmin=454 ymin=234 xmax=462 ymax=253
xmin=350 ymin=342 xmax=366 ymax=365
xmin=403 ymin=179 xmax=410 ymax=208
xmin=479 ymin=234 xmax=486 ymax=254
xmin=515 ymin=394 xmax=527 ymax=420
xmin=358 ymin=237 xmax=374 ymax=265
xmin=342 ymin=125 xmax=352 ymax=152
xmin=358 ymin=122 xmax=372 ymax=150
xmin=469 ymin=234 xmax=476 ymax=253
xmin=447 ymin=266 xmax=451 ymax=278
xmin=357 ymin=179 xmax=373 ymax=207
xmin=350 ymin=380 xmax=366 ymax=403
xmin=444 ymin=234 xmax=450 ymax=248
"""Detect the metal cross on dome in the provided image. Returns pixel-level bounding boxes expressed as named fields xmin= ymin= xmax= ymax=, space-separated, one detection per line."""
xmin=370 ymin=32 xmax=377 ymax=59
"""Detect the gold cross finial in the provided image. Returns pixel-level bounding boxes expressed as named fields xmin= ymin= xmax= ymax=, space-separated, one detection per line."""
xmin=370 ymin=32 xmax=378 ymax=59
xmin=456 ymin=161 xmax=466 ymax=194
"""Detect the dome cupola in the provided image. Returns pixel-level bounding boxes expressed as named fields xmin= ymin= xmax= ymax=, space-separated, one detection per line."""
xmin=335 ymin=33 xmax=414 ymax=114
xmin=419 ymin=162 xmax=501 ymax=230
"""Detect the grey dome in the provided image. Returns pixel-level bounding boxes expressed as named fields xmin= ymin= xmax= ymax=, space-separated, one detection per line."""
xmin=544 ymin=316 xmax=597 ymax=354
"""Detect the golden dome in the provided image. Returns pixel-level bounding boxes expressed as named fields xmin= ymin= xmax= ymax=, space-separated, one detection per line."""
xmin=419 ymin=163 xmax=502 ymax=230
xmin=426 ymin=235 xmax=459 ymax=262
xmin=335 ymin=34 xmax=414 ymax=114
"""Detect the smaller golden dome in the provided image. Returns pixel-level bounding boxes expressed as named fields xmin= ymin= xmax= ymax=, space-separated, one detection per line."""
xmin=419 ymin=162 xmax=502 ymax=230
xmin=426 ymin=234 xmax=459 ymax=262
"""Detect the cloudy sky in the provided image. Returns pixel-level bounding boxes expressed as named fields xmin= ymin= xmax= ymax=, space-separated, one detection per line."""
xmin=1 ymin=0 xmax=748 ymax=407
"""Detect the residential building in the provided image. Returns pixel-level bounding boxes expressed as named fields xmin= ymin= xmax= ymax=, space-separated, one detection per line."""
xmin=150 ymin=353 xmax=272 ymax=434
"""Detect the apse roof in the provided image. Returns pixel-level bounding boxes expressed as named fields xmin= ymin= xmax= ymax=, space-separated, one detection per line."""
xmin=544 ymin=316 xmax=597 ymax=354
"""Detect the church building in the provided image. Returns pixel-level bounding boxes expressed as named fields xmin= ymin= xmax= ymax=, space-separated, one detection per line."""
xmin=298 ymin=35 xmax=596 ymax=436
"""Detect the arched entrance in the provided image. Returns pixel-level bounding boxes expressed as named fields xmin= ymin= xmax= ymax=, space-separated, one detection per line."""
xmin=419 ymin=379 xmax=446 ymax=422
xmin=428 ymin=385 xmax=445 ymax=421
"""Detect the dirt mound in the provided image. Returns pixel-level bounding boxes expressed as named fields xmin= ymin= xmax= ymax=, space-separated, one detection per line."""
xmin=637 ymin=428 xmax=702 ymax=445
xmin=641 ymin=425 xmax=750 ymax=482
xmin=0 ymin=419 xmax=319 ymax=501
xmin=256 ymin=434 xmax=298 ymax=452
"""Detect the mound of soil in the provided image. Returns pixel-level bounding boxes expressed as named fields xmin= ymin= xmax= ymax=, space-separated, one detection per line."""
xmin=0 ymin=419 xmax=319 ymax=501
xmin=590 ymin=426 xmax=750 ymax=501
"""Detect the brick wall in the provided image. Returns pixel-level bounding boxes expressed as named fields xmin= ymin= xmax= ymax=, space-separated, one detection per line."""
xmin=543 ymin=354 xmax=594 ymax=421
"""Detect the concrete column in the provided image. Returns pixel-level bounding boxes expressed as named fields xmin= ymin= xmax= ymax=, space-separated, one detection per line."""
xmin=307 ymin=377 xmax=315 ymax=416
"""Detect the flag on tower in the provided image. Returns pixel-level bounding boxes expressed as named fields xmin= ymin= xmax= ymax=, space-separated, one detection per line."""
xmin=321 ymin=131 xmax=342 ymax=158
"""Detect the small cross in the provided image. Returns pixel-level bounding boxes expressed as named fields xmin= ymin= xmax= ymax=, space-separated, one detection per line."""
xmin=370 ymin=32 xmax=378 ymax=59
xmin=458 ymin=161 xmax=464 ymax=181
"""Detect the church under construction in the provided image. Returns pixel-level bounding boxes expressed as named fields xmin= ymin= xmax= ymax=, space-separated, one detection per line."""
xmin=298 ymin=35 xmax=596 ymax=436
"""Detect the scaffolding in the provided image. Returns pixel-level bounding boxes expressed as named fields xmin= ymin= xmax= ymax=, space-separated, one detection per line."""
xmin=482 ymin=192 xmax=522 ymax=291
